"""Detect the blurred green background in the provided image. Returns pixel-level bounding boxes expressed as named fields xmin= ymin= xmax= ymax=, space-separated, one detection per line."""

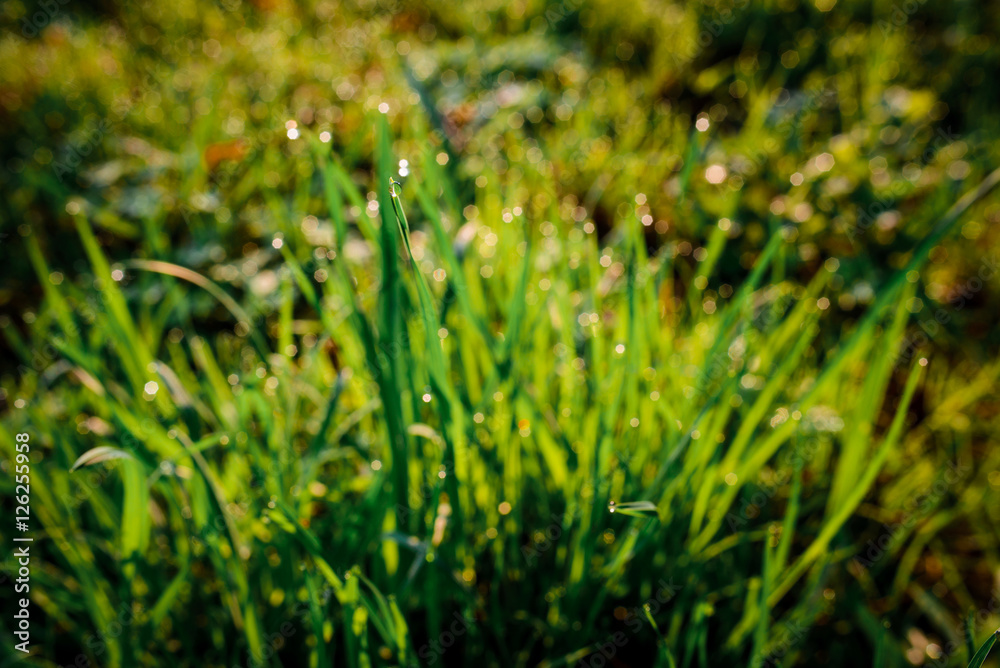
xmin=2 ymin=0 xmax=1000 ymax=666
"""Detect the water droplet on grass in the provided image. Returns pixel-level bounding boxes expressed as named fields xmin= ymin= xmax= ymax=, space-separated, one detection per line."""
xmin=607 ymin=501 xmax=659 ymax=519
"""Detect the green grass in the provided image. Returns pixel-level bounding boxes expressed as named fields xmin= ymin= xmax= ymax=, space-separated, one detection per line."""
xmin=3 ymin=1 xmax=1000 ymax=667
xmin=2 ymin=117 xmax=998 ymax=665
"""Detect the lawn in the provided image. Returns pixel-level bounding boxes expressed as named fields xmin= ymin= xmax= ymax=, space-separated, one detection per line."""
xmin=2 ymin=1 xmax=1000 ymax=666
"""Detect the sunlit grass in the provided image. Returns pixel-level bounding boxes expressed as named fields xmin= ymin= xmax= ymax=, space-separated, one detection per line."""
xmin=3 ymin=110 xmax=997 ymax=665
xmin=3 ymin=2 xmax=1000 ymax=667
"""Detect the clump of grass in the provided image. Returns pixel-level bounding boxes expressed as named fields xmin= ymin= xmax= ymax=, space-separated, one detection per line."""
xmin=3 ymin=110 xmax=998 ymax=667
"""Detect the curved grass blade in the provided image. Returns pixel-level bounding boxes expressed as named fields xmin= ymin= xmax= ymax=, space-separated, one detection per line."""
xmin=71 ymin=445 xmax=133 ymax=471
xmin=607 ymin=500 xmax=660 ymax=519
xmin=969 ymin=629 xmax=1000 ymax=668
xmin=124 ymin=258 xmax=270 ymax=357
